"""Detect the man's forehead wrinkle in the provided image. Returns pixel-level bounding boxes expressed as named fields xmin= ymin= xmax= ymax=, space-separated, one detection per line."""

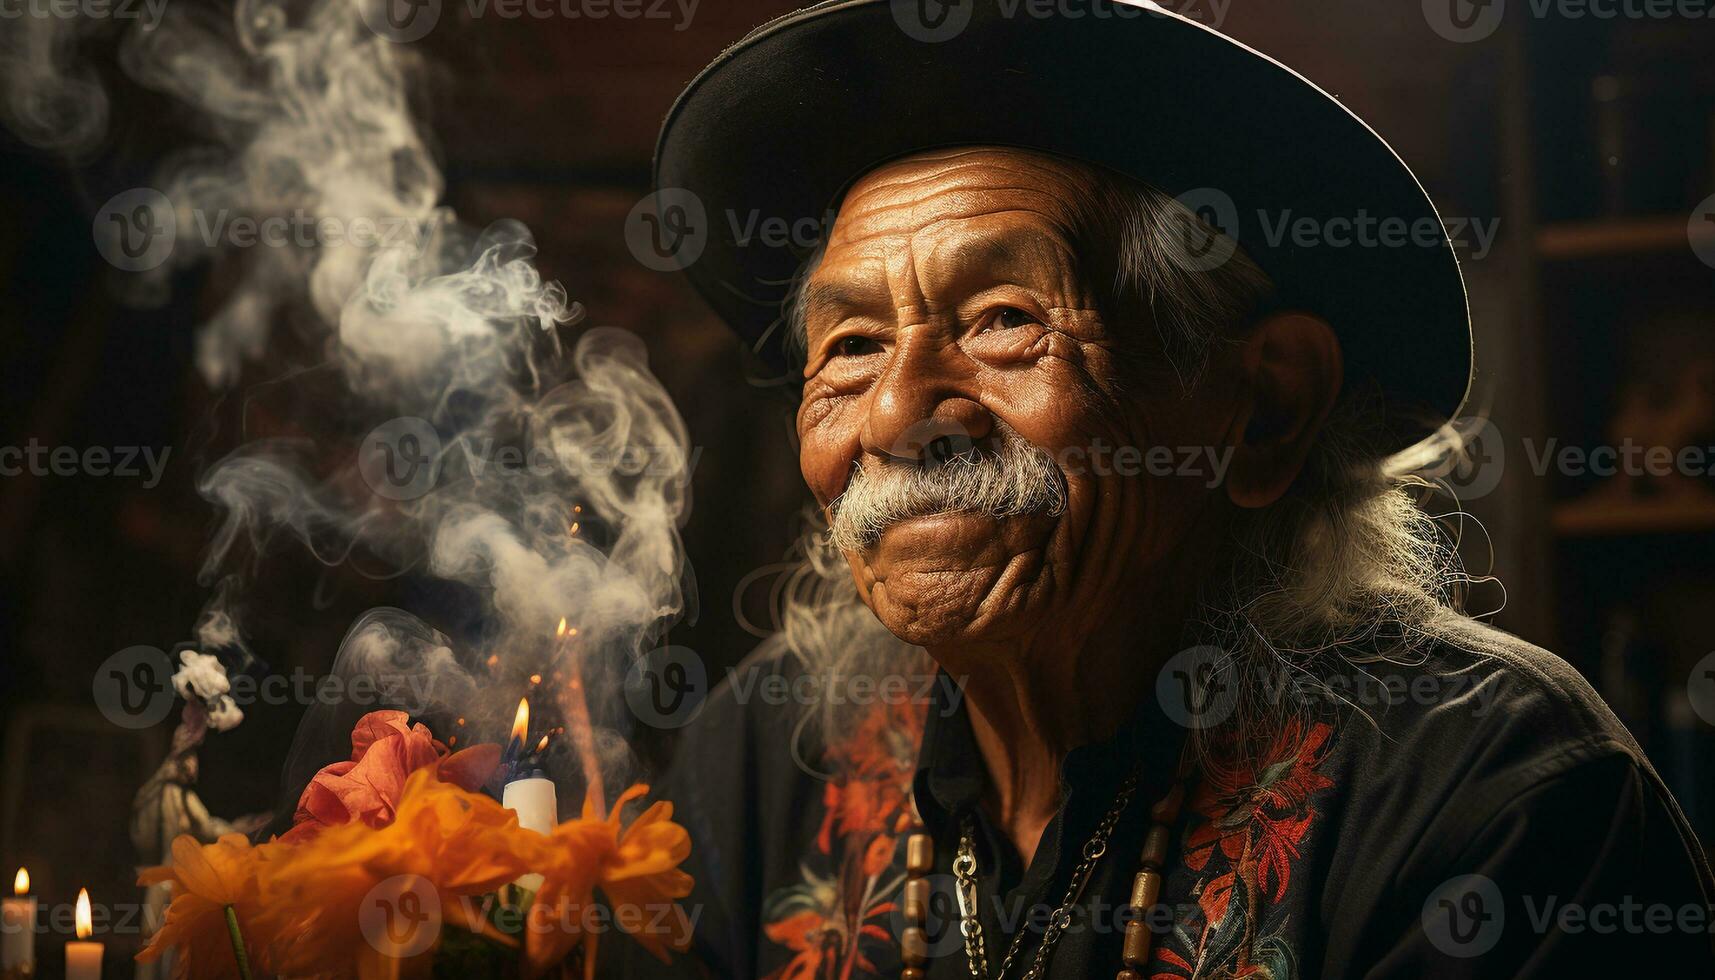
xmin=848 ymin=149 xmax=1095 ymax=202
xmin=829 ymin=194 xmax=1080 ymax=254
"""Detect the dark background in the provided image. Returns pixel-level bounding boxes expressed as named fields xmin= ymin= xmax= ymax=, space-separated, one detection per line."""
xmin=2 ymin=0 xmax=1714 ymax=973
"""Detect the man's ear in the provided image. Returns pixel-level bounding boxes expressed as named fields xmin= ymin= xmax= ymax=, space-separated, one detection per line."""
xmin=1224 ymin=312 xmax=1343 ymax=509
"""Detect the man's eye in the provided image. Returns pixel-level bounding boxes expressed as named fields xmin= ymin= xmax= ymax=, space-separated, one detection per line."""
xmin=989 ymin=307 xmax=1040 ymax=331
xmin=834 ymin=335 xmax=881 ymax=357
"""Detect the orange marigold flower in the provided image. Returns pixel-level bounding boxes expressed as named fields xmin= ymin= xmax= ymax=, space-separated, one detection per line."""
xmin=523 ymin=785 xmax=694 ymax=980
xmin=257 ymin=768 xmax=535 ymax=978
xmin=136 ymin=834 xmax=276 ymax=980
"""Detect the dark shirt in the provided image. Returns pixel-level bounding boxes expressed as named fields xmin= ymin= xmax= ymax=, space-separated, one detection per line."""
xmin=637 ymin=614 xmax=1715 ymax=979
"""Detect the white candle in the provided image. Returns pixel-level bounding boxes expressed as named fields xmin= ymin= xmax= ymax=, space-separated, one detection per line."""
xmin=65 ymin=889 xmax=100 ymax=980
xmin=503 ymin=776 xmax=557 ymax=892
xmin=2 ymin=868 xmax=34 ymax=974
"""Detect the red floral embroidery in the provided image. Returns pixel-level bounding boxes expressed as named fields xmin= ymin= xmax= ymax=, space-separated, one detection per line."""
xmin=762 ymin=695 xmax=926 ymax=979
xmin=1161 ymin=718 xmax=1337 ymax=979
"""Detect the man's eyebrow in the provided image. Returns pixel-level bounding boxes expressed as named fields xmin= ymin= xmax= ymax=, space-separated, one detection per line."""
xmin=798 ymin=278 xmax=882 ymax=332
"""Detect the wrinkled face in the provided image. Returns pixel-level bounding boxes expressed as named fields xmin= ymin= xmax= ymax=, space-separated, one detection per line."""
xmin=795 ymin=147 xmax=1247 ymax=651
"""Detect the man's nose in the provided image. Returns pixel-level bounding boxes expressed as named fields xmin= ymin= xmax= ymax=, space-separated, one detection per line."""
xmin=859 ymin=334 xmax=994 ymax=464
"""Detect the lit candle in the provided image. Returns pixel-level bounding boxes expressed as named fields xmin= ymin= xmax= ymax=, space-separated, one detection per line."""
xmin=502 ymin=775 xmax=558 ymax=836
xmin=64 ymin=889 xmax=101 ymax=980
xmin=1 ymin=868 xmax=34 ymax=977
xmin=502 ymin=696 xmax=557 ymax=893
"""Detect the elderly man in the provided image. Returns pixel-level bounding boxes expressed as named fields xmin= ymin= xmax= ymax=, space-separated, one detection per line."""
xmin=635 ymin=2 xmax=1715 ymax=978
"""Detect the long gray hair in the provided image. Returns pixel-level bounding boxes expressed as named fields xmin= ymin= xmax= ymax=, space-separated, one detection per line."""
xmin=755 ymin=157 xmax=1477 ymax=763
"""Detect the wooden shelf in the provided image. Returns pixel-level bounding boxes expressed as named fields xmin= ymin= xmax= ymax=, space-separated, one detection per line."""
xmin=1536 ymin=215 xmax=1715 ymax=261
xmin=1551 ymin=497 xmax=1715 ymax=537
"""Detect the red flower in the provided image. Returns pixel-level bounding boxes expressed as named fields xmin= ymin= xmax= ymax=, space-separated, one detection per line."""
xmin=282 ymin=710 xmax=499 ymax=841
xmin=1183 ymin=719 xmax=1334 ymax=907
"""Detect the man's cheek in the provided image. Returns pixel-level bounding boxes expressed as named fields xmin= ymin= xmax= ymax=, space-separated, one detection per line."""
xmin=799 ymin=439 xmax=854 ymax=507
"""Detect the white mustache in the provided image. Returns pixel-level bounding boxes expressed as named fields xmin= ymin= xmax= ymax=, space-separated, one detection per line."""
xmin=826 ymin=424 xmax=1067 ymax=552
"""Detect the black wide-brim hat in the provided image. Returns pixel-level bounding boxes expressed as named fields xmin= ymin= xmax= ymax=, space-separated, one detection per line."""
xmin=654 ymin=0 xmax=1473 ymax=453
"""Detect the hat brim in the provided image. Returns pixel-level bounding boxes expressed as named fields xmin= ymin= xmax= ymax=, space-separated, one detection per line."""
xmin=654 ymin=0 xmax=1472 ymax=452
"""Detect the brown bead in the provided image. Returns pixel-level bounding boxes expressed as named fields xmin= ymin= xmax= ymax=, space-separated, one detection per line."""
xmin=904 ymin=877 xmax=930 ymax=924
xmin=1129 ymin=870 xmax=1162 ymax=913
xmin=1140 ymin=824 xmax=1170 ymax=869
xmin=901 ymin=926 xmax=929 ymax=965
xmin=1122 ymin=919 xmax=1154 ymax=966
xmin=1116 ymin=971 xmax=1144 ymax=980
xmin=905 ymin=833 xmax=934 ymax=875
xmin=901 ymin=970 xmax=926 ymax=980
xmin=1150 ymin=785 xmax=1184 ymax=824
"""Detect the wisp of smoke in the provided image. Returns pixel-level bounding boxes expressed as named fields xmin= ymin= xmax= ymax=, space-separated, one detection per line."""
xmin=5 ymin=0 xmax=695 ymax=813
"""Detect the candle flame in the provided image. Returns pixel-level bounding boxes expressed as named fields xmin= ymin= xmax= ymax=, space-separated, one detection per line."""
xmin=12 ymin=868 xmax=25 ymax=895
xmin=535 ymin=734 xmax=549 ymax=753
xmin=510 ymin=697 xmax=530 ymax=743
xmin=75 ymin=888 xmax=91 ymax=939
xmin=556 ymin=617 xmax=567 ymax=638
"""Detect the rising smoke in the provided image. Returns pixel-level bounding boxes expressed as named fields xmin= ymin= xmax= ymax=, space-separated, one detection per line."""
xmin=4 ymin=0 xmax=695 ymax=811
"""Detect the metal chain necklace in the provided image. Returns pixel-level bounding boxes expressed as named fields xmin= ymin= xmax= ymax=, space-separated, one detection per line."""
xmin=950 ymin=767 xmax=1138 ymax=980
xmin=899 ymin=765 xmax=1184 ymax=980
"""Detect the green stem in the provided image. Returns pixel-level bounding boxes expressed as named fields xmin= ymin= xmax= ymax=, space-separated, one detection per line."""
xmin=223 ymin=904 xmax=254 ymax=980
